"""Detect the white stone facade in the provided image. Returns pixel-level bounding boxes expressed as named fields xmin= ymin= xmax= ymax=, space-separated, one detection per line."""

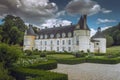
xmin=23 ymin=15 xmax=106 ymax=53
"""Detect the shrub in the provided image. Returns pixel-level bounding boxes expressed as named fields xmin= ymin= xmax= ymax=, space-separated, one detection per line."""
xmin=56 ymin=58 xmax=86 ymax=64
xmin=40 ymin=52 xmax=46 ymax=57
xmin=0 ymin=43 xmax=22 ymax=68
xmin=26 ymin=60 xmax=57 ymax=70
xmin=25 ymin=50 xmax=33 ymax=56
xmin=11 ymin=68 xmax=68 ymax=80
xmin=74 ymin=52 xmax=86 ymax=58
xmin=86 ymin=57 xmax=120 ymax=64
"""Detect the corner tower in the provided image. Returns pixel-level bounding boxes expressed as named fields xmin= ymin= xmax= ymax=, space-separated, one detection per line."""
xmin=73 ymin=15 xmax=90 ymax=52
xmin=91 ymin=27 xmax=106 ymax=53
xmin=23 ymin=24 xmax=36 ymax=51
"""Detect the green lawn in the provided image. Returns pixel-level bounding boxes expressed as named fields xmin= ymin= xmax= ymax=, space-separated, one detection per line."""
xmin=47 ymin=54 xmax=75 ymax=59
xmin=107 ymin=46 xmax=120 ymax=53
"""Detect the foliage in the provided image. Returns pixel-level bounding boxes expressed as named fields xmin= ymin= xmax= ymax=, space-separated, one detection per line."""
xmin=11 ymin=68 xmax=68 ymax=80
xmin=73 ymin=51 xmax=87 ymax=58
xmin=26 ymin=60 xmax=57 ymax=70
xmin=0 ymin=63 xmax=14 ymax=80
xmin=105 ymin=35 xmax=114 ymax=47
xmin=1 ymin=15 xmax=27 ymax=45
xmin=40 ymin=52 xmax=46 ymax=57
xmin=0 ymin=43 xmax=22 ymax=68
xmin=56 ymin=58 xmax=86 ymax=64
xmin=103 ymin=23 xmax=120 ymax=46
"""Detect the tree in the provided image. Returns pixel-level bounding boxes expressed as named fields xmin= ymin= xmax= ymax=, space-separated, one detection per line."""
xmin=1 ymin=15 xmax=27 ymax=45
xmin=116 ymin=34 xmax=120 ymax=45
xmin=0 ymin=43 xmax=23 ymax=68
xmin=105 ymin=35 xmax=114 ymax=47
xmin=0 ymin=63 xmax=13 ymax=80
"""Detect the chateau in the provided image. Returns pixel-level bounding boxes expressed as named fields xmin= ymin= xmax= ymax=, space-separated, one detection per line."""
xmin=23 ymin=15 xmax=106 ymax=53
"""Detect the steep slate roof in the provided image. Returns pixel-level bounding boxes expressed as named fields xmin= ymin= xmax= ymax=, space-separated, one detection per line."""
xmin=26 ymin=25 xmax=36 ymax=36
xmin=38 ymin=24 xmax=76 ymax=38
xmin=92 ymin=27 xmax=105 ymax=38
xmin=77 ymin=15 xmax=90 ymax=30
xmin=37 ymin=15 xmax=90 ymax=39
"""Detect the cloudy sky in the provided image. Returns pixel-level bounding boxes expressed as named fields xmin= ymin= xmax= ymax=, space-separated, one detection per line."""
xmin=0 ymin=0 xmax=120 ymax=35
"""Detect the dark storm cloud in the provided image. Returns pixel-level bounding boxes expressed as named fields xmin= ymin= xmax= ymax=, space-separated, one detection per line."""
xmin=66 ymin=0 xmax=101 ymax=15
xmin=0 ymin=0 xmax=58 ymax=25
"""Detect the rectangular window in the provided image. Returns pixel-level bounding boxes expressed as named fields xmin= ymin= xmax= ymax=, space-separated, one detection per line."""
xmin=62 ymin=47 xmax=65 ymax=51
xmin=57 ymin=47 xmax=59 ymax=51
xmin=68 ymin=47 xmax=71 ymax=51
xmin=57 ymin=40 xmax=59 ymax=45
xmin=51 ymin=47 xmax=53 ymax=51
xmin=51 ymin=40 xmax=53 ymax=45
xmin=45 ymin=41 xmax=47 ymax=45
xmin=62 ymin=40 xmax=65 ymax=45
xmin=68 ymin=40 xmax=71 ymax=45
xmin=41 ymin=41 xmax=42 ymax=45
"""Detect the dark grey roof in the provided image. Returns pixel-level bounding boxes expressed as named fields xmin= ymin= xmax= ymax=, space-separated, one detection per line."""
xmin=76 ymin=15 xmax=90 ymax=30
xmin=37 ymin=15 xmax=90 ymax=39
xmin=26 ymin=25 xmax=36 ymax=36
xmin=92 ymin=27 xmax=105 ymax=38
xmin=38 ymin=25 xmax=76 ymax=39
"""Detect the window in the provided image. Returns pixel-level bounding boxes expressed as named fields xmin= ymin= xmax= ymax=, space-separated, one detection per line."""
xmin=45 ymin=41 xmax=47 ymax=45
xmin=40 ymin=35 xmax=43 ymax=39
xmin=50 ymin=34 xmax=54 ymax=38
xmin=62 ymin=47 xmax=65 ymax=51
xmin=96 ymin=43 xmax=99 ymax=45
xmin=68 ymin=32 xmax=72 ymax=37
xmin=57 ymin=47 xmax=59 ymax=51
xmin=56 ymin=33 xmax=60 ymax=38
xmin=68 ymin=47 xmax=71 ymax=51
xmin=45 ymin=47 xmax=46 ymax=50
xmin=40 ymin=41 xmax=42 ymax=45
xmin=62 ymin=33 xmax=66 ymax=38
xmin=68 ymin=40 xmax=71 ymax=45
xmin=45 ymin=34 xmax=48 ymax=39
xmin=51 ymin=47 xmax=53 ymax=51
xmin=62 ymin=40 xmax=65 ymax=45
xmin=76 ymin=40 xmax=79 ymax=45
xmin=57 ymin=40 xmax=59 ymax=45
xmin=51 ymin=40 xmax=53 ymax=44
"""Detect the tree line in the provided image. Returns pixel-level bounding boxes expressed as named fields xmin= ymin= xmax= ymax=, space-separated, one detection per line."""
xmin=103 ymin=23 xmax=120 ymax=47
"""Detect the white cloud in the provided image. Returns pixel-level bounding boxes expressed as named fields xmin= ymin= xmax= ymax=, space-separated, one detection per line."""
xmin=56 ymin=10 xmax=66 ymax=17
xmin=0 ymin=0 xmax=58 ymax=25
xmin=41 ymin=18 xmax=72 ymax=28
xmin=97 ymin=18 xmax=117 ymax=24
xmin=101 ymin=8 xmax=112 ymax=14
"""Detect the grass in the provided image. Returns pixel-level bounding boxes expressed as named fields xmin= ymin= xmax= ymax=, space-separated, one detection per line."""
xmin=47 ymin=54 xmax=75 ymax=59
xmin=107 ymin=46 xmax=120 ymax=53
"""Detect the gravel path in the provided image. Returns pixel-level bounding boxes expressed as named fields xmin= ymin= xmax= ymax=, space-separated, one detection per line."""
xmin=51 ymin=63 xmax=120 ymax=80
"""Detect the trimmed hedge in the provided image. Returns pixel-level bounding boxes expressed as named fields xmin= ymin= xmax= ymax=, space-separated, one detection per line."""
xmin=11 ymin=68 xmax=68 ymax=80
xmin=56 ymin=58 xmax=86 ymax=64
xmin=52 ymin=57 xmax=120 ymax=64
xmin=86 ymin=57 xmax=120 ymax=64
xmin=26 ymin=60 xmax=57 ymax=70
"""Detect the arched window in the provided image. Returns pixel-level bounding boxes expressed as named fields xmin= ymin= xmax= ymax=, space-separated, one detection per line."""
xmin=62 ymin=33 xmax=66 ymax=38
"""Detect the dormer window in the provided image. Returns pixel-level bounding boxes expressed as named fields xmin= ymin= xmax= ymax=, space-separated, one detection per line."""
xmin=68 ymin=32 xmax=72 ymax=37
xmin=56 ymin=33 xmax=60 ymax=38
xmin=62 ymin=33 xmax=66 ymax=38
xmin=50 ymin=34 xmax=54 ymax=38
xmin=40 ymin=35 xmax=43 ymax=39
xmin=45 ymin=34 xmax=48 ymax=39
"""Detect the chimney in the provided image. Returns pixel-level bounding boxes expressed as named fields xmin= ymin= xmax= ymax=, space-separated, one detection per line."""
xmin=53 ymin=25 xmax=56 ymax=28
xmin=60 ymin=24 xmax=62 ymax=27
xmin=45 ymin=27 xmax=47 ymax=29
xmin=83 ymin=15 xmax=87 ymax=29
xmin=71 ymin=23 xmax=72 ymax=25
